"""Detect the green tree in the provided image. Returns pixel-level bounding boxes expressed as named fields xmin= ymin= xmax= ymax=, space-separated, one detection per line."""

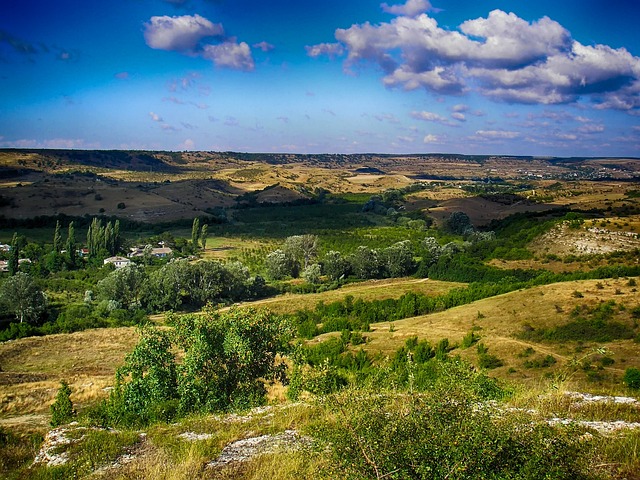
xmin=142 ymin=259 xmax=193 ymax=311
xmin=322 ymin=250 xmax=350 ymax=281
xmin=96 ymin=264 xmax=147 ymax=309
xmin=172 ymin=307 xmax=292 ymax=413
xmin=624 ymin=367 xmax=640 ymax=389
xmin=349 ymin=246 xmax=381 ymax=279
xmin=113 ymin=327 xmax=178 ymax=423
xmin=382 ymin=240 xmax=414 ymax=277
xmin=191 ymin=217 xmax=200 ymax=247
xmin=421 ymin=236 xmax=442 ymax=267
xmin=200 ymin=223 xmax=208 ymax=250
xmin=265 ymin=249 xmax=297 ymax=280
xmin=66 ymin=221 xmax=77 ymax=268
xmin=53 ymin=220 xmax=62 ymax=253
xmin=283 ymin=234 xmax=318 ymax=270
xmin=444 ymin=211 xmax=473 ymax=235
xmin=8 ymin=233 xmax=19 ymax=276
xmin=107 ymin=308 xmax=292 ymax=424
xmin=0 ymin=272 xmax=47 ymax=323
xmin=302 ymin=263 xmax=322 ymax=284
xmin=50 ymin=380 xmax=74 ymax=427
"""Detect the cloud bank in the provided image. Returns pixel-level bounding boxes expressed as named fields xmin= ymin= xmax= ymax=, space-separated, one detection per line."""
xmin=309 ymin=2 xmax=640 ymax=112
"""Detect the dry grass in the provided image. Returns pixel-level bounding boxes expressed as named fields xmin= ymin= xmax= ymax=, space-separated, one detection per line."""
xmin=233 ymin=277 xmax=464 ymax=315
xmin=363 ymin=277 xmax=640 ymax=390
xmin=0 ymin=327 xmax=139 ymax=420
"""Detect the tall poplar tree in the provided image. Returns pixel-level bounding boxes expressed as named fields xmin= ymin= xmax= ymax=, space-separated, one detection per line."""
xmin=66 ymin=222 xmax=76 ymax=268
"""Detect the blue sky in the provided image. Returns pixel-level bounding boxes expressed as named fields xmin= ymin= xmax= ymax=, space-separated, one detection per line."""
xmin=1 ymin=0 xmax=640 ymax=156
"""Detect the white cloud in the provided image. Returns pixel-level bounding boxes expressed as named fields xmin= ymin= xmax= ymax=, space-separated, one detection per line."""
xmin=144 ymin=14 xmax=223 ymax=51
xmin=451 ymin=112 xmax=466 ymax=121
xmin=577 ymin=123 xmax=605 ymax=134
xmin=312 ymin=8 xmax=640 ymax=111
xmin=475 ymin=129 xmax=520 ymax=139
xmin=423 ymin=134 xmax=439 ymax=143
xmin=305 ymin=42 xmax=344 ymax=59
xmin=202 ymin=41 xmax=254 ymax=71
xmin=144 ymin=14 xmax=256 ymax=71
xmin=149 ymin=111 xmax=163 ymax=122
xmin=410 ymin=110 xmax=446 ymax=122
xmin=381 ymin=0 xmax=432 ymax=18
xmin=253 ymin=41 xmax=275 ymax=52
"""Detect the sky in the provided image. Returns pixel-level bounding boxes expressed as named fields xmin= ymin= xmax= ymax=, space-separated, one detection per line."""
xmin=1 ymin=0 xmax=640 ymax=156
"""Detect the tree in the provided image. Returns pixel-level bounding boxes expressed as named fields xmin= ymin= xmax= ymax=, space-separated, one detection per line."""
xmin=0 ymin=272 xmax=47 ymax=323
xmin=382 ymin=240 xmax=414 ymax=277
xmin=302 ymin=263 xmax=322 ymax=284
xmin=322 ymin=250 xmax=350 ymax=281
xmin=50 ymin=380 xmax=74 ymax=427
xmin=349 ymin=246 xmax=381 ymax=279
xmin=8 ymin=233 xmax=19 ymax=276
xmin=66 ymin=221 xmax=77 ymax=268
xmin=624 ymin=367 xmax=640 ymax=389
xmin=200 ymin=223 xmax=208 ymax=250
xmin=444 ymin=211 xmax=473 ymax=236
xmin=53 ymin=220 xmax=62 ymax=253
xmin=422 ymin=237 xmax=443 ymax=267
xmin=171 ymin=307 xmax=292 ymax=413
xmin=283 ymin=234 xmax=318 ymax=270
xmin=143 ymin=259 xmax=192 ymax=311
xmin=191 ymin=217 xmax=201 ymax=247
xmin=109 ymin=307 xmax=292 ymax=424
xmin=265 ymin=249 xmax=297 ymax=280
xmin=96 ymin=264 xmax=147 ymax=309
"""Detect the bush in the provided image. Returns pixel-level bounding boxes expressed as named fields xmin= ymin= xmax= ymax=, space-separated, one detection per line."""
xmin=50 ymin=381 xmax=74 ymax=427
xmin=312 ymin=389 xmax=595 ymax=480
xmin=623 ymin=367 xmax=640 ymax=389
xmin=98 ymin=307 xmax=292 ymax=427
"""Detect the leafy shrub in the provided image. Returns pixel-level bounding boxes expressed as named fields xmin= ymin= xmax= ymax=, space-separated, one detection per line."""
xmin=50 ymin=381 xmax=74 ymax=427
xmin=99 ymin=307 xmax=292 ymax=427
xmin=523 ymin=355 xmax=557 ymax=369
xmin=312 ymin=389 xmax=595 ymax=480
xmin=623 ymin=368 xmax=640 ymax=389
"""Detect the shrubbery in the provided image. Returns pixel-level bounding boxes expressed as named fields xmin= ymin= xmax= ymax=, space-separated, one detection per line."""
xmin=89 ymin=307 xmax=292 ymax=427
xmin=312 ymin=388 xmax=595 ymax=480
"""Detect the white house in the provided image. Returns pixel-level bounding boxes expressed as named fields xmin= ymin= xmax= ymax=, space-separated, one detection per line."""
xmin=103 ymin=256 xmax=132 ymax=269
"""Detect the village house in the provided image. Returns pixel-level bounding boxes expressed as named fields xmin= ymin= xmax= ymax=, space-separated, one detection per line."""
xmin=103 ymin=256 xmax=132 ymax=269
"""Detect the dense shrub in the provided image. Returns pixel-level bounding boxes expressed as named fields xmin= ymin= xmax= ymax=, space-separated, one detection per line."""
xmin=312 ymin=389 xmax=595 ymax=480
xmin=94 ymin=307 xmax=292 ymax=427
xmin=623 ymin=367 xmax=640 ymax=389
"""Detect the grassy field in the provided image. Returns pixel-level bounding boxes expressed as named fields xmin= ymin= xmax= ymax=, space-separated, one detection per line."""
xmin=2 ymin=276 xmax=638 ymax=433
xmin=363 ymin=276 xmax=640 ymax=391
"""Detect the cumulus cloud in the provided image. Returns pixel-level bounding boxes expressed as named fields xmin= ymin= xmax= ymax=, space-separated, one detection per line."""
xmin=423 ymin=134 xmax=439 ymax=143
xmin=202 ymin=41 xmax=254 ymax=71
xmin=451 ymin=112 xmax=466 ymax=121
xmin=381 ymin=0 xmax=432 ymax=18
xmin=144 ymin=14 xmax=223 ymax=51
xmin=143 ymin=14 xmax=256 ymax=71
xmin=308 ymin=7 xmax=640 ymax=112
